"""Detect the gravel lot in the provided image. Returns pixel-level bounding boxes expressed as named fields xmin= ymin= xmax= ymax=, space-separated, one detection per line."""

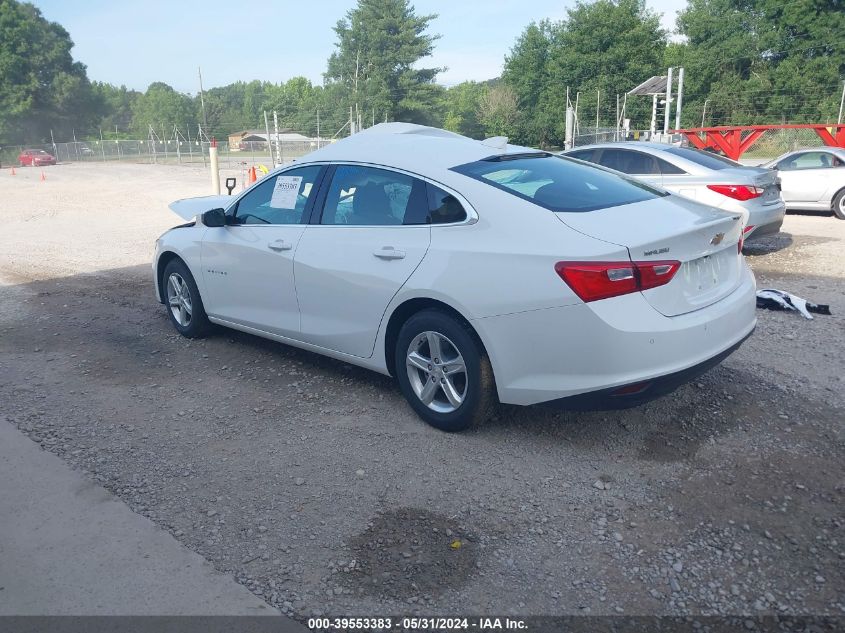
xmin=1 ymin=162 xmax=843 ymax=620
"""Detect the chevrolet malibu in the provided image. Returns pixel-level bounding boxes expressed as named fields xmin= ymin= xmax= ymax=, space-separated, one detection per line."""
xmin=153 ymin=124 xmax=757 ymax=431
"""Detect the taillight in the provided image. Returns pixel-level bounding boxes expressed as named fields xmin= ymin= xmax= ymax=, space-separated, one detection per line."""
xmin=739 ymin=225 xmax=753 ymax=253
xmin=707 ymin=185 xmax=764 ymax=201
xmin=555 ymin=260 xmax=681 ymax=303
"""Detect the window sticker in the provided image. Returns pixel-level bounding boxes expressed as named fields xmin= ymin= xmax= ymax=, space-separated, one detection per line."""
xmin=270 ymin=176 xmax=303 ymax=209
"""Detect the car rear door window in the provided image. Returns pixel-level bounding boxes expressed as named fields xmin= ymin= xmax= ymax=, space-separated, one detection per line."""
xmin=320 ymin=165 xmax=428 ymax=226
xmin=233 ymin=165 xmax=322 ymax=225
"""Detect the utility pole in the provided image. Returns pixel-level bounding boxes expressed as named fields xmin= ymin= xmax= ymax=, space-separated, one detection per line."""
xmin=701 ymin=99 xmax=709 ymax=128
xmin=663 ymin=67 xmax=674 ymax=137
xmin=674 ymin=67 xmax=685 ymax=131
xmin=198 ymin=67 xmax=208 ymax=134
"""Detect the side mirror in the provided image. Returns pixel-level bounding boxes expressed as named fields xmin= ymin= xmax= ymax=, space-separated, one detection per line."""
xmin=202 ymin=208 xmax=227 ymax=227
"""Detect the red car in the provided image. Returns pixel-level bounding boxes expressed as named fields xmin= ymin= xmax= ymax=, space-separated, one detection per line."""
xmin=19 ymin=149 xmax=57 ymax=166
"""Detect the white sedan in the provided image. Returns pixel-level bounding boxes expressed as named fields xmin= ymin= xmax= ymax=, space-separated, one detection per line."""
xmin=764 ymin=147 xmax=845 ymax=219
xmin=154 ymin=123 xmax=757 ymax=431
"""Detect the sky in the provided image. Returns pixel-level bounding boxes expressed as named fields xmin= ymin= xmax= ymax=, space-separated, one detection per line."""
xmin=30 ymin=0 xmax=686 ymax=94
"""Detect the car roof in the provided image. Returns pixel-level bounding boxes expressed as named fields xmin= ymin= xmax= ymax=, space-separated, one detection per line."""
xmin=290 ymin=123 xmax=537 ymax=176
xmin=779 ymin=147 xmax=845 ymax=156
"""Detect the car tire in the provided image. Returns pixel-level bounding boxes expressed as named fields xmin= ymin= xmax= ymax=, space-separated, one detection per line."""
xmin=833 ymin=189 xmax=845 ymax=221
xmin=395 ymin=309 xmax=496 ymax=432
xmin=162 ymin=258 xmax=212 ymax=338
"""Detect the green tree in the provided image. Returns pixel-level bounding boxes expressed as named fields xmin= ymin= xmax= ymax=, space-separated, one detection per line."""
xmin=92 ymin=82 xmax=140 ymax=137
xmin=442 ymin=81 xmax=486 ymax=138
xmin=675 ymin=0 xmax=845 ymax=126
xmin=130 ymin=82 xmax=196 ymax=138
xmin=502 ymin=21 xmax=557 ymax=146
xmin=502 ymin=0 xmax=666 ymax=146
xmin=325 ymin=0 xmax=442 ymax=125
xmin=0 ymin=0 xmax=98 ymax=143
xmin=477 ymin=84 xmax=519 ymax=138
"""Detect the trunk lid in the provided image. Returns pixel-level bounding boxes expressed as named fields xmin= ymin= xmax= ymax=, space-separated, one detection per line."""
xmin=555 ymin=195 xmax=744 ymax=316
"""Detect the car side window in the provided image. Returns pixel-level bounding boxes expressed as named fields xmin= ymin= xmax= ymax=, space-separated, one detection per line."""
xmin=597 ymin=149 xmax=659 ymax=175
xmin=656 ymin=157 xmax=686 ymax=175
xmin=779 ymin=152 xmax=836 ymax=171
xmin=567 ymin=150 xmax=595 ymax=162
xmin=320 ymin=165 xmax=428 ymax=226
xmin=427 ymin=183 xmax=468 ymax=224
xmin=233 ymin=165 xmax=322 ymax=225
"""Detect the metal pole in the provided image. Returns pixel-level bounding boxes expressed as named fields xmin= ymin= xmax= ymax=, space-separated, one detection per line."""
xmin=595 ymin=89 xmax=600 ymax=142
xmin=187 ymin=123 xmax=194 ymax=162
xmin=99 ymin=128 xmax=106 ymax=162
xmin=264 ymin=110 xmax=274 ymax=166
xmin=615 ymin=93 xmax=620 ymax=141
xmin=674 ymin=67 xmax=685 ymax=131
xmin=273 ymin=110 xmax=281 ymax=165
xmin=574 ymin=92 xmax=580 ymax=136
xmin=701 ymin=99 xmax=709 ymax=128
xmin=650 ymin=94 xmax=658 ymax=136
xmin=317 ymin=108 xmax=320 ymax=148
xmin=838 ymin=81 xmax=845 ymax=124
xmin=210 ymin=138 xmax=220 ymax=195
xmin=663 ymin=67 xmax=673 ymax=136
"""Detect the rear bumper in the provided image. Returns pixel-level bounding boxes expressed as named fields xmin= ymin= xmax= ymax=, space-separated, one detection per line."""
xmin=745 ymin=202 xmax=785 ymax=241
xmin=474 ymin=264 xmax=757 ymax=406
xmin=544 ymin=327 xmax=753 ymax=410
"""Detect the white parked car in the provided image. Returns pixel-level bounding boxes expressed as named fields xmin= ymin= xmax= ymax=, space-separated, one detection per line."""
xmin=154 ymin=124 xmax=757 ymax=431
xmin=763 ymin=148 xmax=845 ymax=220
xmin=562 ymin=142 xmax=786 ymax=240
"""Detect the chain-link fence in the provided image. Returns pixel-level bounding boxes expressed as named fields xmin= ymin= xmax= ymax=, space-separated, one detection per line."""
xmin=0 ymin=137 xmax=332 ymax=169
xmin=569 ymin=126 xmax=832 ymax=159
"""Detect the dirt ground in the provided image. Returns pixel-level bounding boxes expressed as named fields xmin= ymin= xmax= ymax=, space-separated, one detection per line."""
xmin=1 ymin=162 xmax=842 ymax=619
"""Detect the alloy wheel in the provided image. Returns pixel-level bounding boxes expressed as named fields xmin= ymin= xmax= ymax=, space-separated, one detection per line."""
xmin=166 ymin=272 xmax=193 ymax=327
xmin=406 ymin=331 xmax=468 ymax=413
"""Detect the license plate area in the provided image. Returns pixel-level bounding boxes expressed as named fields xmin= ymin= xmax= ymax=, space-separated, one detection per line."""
xmin=681 ymin=249 xmax=733 ymax=293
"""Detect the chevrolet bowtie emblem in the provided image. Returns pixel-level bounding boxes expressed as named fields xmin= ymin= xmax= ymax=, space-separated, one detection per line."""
xmin=710 ymin=232 xmax=725 ymax=245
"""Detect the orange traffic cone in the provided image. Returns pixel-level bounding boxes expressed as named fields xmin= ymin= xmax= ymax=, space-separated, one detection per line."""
xmin=248 ymin=166 xmax=257 ymax=184
xmin=40 ymin=171 xmax=46 ymax=181
xmin=10 ymin=167 xmax=16 ymax=176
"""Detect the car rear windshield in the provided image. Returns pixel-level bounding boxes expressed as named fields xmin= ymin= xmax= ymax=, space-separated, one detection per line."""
xmin=450 ymin=154 xmax=665 ymax=213
xmin=662 ymin=147 xmax=740 ymax=170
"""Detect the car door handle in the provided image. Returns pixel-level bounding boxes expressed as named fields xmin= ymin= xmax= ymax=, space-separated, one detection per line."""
xmin=373 ymin=247 xmax=406 ymax=260
xmin=267 ymin=239 xmax=292 ymax=252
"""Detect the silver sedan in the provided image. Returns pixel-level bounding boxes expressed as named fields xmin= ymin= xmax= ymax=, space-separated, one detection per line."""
xmin=763 ymin=148 xmax=845 ymax=220
xmin=563 ymin=142 xmax=786 ymax=240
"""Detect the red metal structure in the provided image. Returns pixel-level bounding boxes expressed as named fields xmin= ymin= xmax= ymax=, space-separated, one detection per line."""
xmin=672 ymin=124 xmax=845 ymax=161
